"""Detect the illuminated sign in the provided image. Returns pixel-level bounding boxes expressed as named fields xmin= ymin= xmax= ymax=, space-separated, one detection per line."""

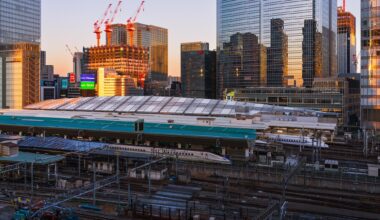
xmin=61 ymin=79 xmax=68 ymax=89
xmin=81 ymin=73 xmax=96 ymax=82
xmin=69 ymin=73 xmax=76 ymax=84
xmin=41 ymin=80 xmax=55 ymax=87
xmin=80 ymin=81 xmax=95 ymax=90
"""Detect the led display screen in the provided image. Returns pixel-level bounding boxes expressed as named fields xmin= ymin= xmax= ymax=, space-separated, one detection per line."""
xmin=81 ymin=73 xmax=96 ymax=82
xmin=80 ymin=81 xmax=95 ymax=90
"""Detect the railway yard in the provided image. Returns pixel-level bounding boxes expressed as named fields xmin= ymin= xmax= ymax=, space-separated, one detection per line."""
xmin=0 ymin=97 xmax=379 ymax=219
xmin=0 ymin=138 xmax=379 ymax=220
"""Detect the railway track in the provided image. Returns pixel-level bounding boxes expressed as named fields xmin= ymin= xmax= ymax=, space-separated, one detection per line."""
xmin=191 ymin=176 xmax=380 ymax=218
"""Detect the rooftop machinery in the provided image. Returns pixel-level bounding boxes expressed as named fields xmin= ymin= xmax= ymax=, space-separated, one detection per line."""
xmin=105 ymin=0 xmax=123 ymax=46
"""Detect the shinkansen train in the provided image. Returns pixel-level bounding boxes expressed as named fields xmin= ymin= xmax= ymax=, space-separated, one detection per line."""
xmin=263 ymin=134 xmax=329 ymax=148
xmin=105 ymin=145 xmax=231 ymax=164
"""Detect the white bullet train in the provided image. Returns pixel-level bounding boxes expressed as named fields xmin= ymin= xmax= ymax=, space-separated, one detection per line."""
xmin=105 ymin=144 xmax=232 ymax=164
xmin=262 ymin=133 xmax=329 ymax=148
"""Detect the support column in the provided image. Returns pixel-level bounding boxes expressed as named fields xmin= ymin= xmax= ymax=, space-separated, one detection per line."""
xmin=30 ymin=162 xmax=34 ymax=199
xmin=78 ymin=155 xmax=81 ymax=177
xmin=54 ymin=163 xmax=58 ymax=187
xmin=92 ymin=162 xmax=96 ymax=206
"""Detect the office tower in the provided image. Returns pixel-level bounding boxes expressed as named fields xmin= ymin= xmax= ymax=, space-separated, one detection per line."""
xmin=181 ymin=42 xmax=216 ymax=99
xmin=40 ymin=51 xmax=54 ymax=81
xmin=217 ymin=0 xmax=337 ymax=96
xmin=129 ymin=23 xmax=168 ymax=81
xmin=108 ymin=24 xmax=127 ymax=46
xmin=337 ymin=7 xmax=356 ymax=75
xmin=0 ymin=43 xmax=40 ymax=109
xmin=83 ymin=45 xmax=149 ymax=88
xmin=361 ymin=0 xmax=380 ymax=129
xmin=267 ymin=19 xmax=288 ymax=87
xmin=73 ymin=52 xmax=84 ymax=82
xmin=219 ymin=33 xmax=266 ymax=91
xmin=0 ymin=0 xmax=41 ymax=44
xmin=302 ymin=20 xmax=323 ymax=88
xmin=40 ymin=51 xmax=46 ymax=74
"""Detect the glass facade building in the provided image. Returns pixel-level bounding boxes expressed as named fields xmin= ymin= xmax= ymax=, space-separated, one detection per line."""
xmin=217 ymin=0 xmax=337 ymax=96
xmin=337 ymin=8 xmax=356 ymax=75
xmin=0 ymin=0 xmax=41 ymax=44
xmin=181 ymin=42 xmax=217 ymax=99
xmin=361 ymin=0 xmax=380 ymax=129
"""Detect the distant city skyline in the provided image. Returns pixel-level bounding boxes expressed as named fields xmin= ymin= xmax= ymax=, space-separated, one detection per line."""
xmin=42 ymin=0 xmax=359 ymax=77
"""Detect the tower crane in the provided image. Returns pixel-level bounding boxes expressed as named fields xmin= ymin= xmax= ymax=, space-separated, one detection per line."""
xmin=94 ymin=3 xmax=113 ymax=47
xmin=105 ymin=0 xmax=123 ymax=46
xmin=65 ymin=44 xmax=74 ymax=57
xmin=343 ymin=0 xmax=346 ymax=12
xmin=127 ymin=0 xmax=145 ymax=46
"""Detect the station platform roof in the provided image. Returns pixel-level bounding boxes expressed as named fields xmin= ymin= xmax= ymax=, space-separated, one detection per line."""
xmin=19 ymin=137 xmax=107 ymax=152
xmin=0 ymin=152 xmax=64 ymax=165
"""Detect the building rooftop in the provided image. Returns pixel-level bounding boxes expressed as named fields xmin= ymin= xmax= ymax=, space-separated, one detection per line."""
xmin=24 ymin=96 xmax=320 ymax=117
xmin=19 ymin=137 xmax=107 ymax=152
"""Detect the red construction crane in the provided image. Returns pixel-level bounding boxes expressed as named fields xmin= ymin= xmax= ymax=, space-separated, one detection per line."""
xmin=343 ymin=0 xmax=346 ymax=12
xmin=127 ymin=0 xmax=145 ymax=46
xmin=94 ymin=3 xmax=113 ymax=47
xmin=105 ymin=0 xmax=123 ymax=46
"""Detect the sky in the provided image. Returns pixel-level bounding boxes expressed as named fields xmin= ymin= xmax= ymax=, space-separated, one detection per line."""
xmin=42 ymin=0 xmax=217 ymax=76
xmin=42 ymin=0 xmax=360 ymax=77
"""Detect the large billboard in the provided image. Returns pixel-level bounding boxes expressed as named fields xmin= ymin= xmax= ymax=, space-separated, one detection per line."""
xmin=80 ymin=81 xmax=95 ymax=90
xmin=81 ymin=73 xmax=96 ymax=82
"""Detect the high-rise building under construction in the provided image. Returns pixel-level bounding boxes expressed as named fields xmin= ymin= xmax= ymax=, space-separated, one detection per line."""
xmin=83 ymin=45 xmax=149 ymax=88
xmin=108 ymin=23 xmax=168 ymax=81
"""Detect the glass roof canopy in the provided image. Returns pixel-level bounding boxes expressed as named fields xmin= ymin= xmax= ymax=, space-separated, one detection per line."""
xmin=25 ymin=96 xmax=320 ymax=117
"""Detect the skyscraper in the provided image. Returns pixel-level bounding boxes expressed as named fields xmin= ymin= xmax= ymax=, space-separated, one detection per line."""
xmin=108 ymin=24 xmax=127 ymax=46
xmin=40 ymin=51 xmax=54 ymax=81
xmin=217 ymin=0 xmax=337 ymax=96
xmin=132 ymin=23 xmax=168 ymax=81
xmin=267 ymin=19 xmax=288 ymax=87
xmin=361 ymin=0 xmax=380 ymax=129
xmin=302 ymin=20 xmax=322 ymax=88
xmin=337 ymin=7 xmax=356 ymax=75
xmin=0 ymin=43 xmax=40 ymax=109
xmin=181 ymin=42 xmax=216 ymax=99
xmin=219 ymin=33 xmax=265 ymax=90
xmin=0 ymin=0 xmax=41 ymax=44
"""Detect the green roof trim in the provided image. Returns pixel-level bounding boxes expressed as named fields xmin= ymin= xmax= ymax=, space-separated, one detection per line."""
xmin=0 ymin=115 xmax=256 ymax=140
xmin=0 ymin=152 xmax=64 ymax=165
